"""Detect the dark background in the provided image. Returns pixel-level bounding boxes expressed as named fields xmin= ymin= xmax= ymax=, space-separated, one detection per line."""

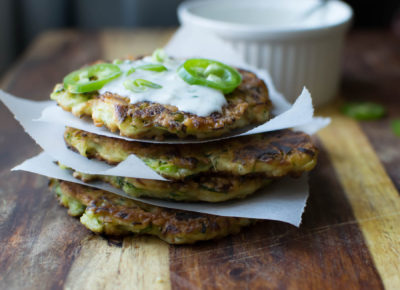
xmin=0 ymin=0 xmax=399 ymax=77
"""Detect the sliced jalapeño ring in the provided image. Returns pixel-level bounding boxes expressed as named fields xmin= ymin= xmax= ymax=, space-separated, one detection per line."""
xmin=177 ymin=58 xmax=242 ymax=94
xmin=64 ymin=63 xmax=122 ymax=94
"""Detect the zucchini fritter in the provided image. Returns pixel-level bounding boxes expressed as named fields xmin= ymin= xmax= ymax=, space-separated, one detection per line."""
xmin=51 ymin=68 xmax=271 ymax=140
xmin=50 ymin=180 xmax=252 ymax=244
xmin=65 ymin=127 xmax=318 ymax=180
xmin=70 ymin=170 xmax=272 ymax=202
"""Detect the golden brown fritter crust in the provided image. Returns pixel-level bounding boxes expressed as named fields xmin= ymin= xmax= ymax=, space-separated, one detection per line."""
xmin=65 ymin=127 xmax=318 ymax=180
xmin=70 ymin=170 xmax=272 ymax=202
xmin=50 ymin=180 xmax=253 ymax=244
xmin=51 ymin=67 xmax=272 ymax=140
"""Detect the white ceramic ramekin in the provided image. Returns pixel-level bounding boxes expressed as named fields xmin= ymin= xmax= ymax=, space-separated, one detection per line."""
xmin=178 ymin=0 xmax=353 ymax=106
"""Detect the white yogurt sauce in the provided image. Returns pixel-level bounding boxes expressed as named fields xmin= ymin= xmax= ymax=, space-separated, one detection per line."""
xmin=99 ymin=57 xmax=227 ymax=117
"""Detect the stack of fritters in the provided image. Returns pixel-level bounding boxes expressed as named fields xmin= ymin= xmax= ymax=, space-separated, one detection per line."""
xmin=50 ymin=62 xmax=318 ymax=244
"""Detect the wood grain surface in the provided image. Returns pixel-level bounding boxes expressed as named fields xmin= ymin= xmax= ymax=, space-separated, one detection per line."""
xmin=0 ymin=29 xmax=399 ymax=289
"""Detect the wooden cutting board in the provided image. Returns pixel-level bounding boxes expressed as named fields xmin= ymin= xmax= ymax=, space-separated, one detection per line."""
xmin=1 ymin=29 xmax=399 ymax=289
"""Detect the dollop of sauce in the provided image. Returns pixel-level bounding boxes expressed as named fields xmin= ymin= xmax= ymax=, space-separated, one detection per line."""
xmin=99 ymin=57 xmax=227 ymax=117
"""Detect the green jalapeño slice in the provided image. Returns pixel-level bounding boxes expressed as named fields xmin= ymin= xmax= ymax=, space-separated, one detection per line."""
xmin=136 ymin=64 xmax=168 ymax=72
xmin=152 ymin=48 xmax=168 ymax=63
xmin=123 ymin=79 xmax=162 ymax=93
xmin=64 ymin=63 xmax=122 ymax=93
xmin=177 ymin=59 xmax=242 ymax=94
xmin=341 ymin=102 xmax=386 ymax=120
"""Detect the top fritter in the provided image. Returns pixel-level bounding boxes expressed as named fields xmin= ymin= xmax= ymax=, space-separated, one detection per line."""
xmin=50 ymin=50 xmax=272 ymax=140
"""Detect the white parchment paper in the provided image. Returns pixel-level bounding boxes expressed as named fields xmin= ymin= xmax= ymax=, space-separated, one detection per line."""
xmin=37 ymin=87 xmax=317 ymax=144
xmin=13 ymin=152 xmax=309 ymax=226
xmin=0 ymin=90 xmax=167 ymax=181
